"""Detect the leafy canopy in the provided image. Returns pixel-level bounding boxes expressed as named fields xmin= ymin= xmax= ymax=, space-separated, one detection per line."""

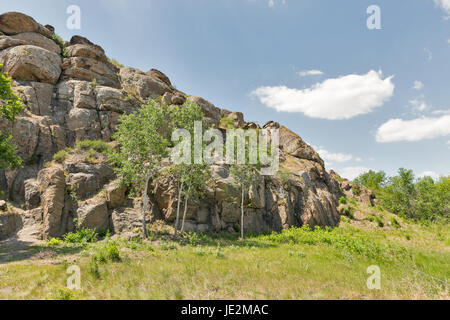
xmin=0 ymin=65 xmax=23 ymax=170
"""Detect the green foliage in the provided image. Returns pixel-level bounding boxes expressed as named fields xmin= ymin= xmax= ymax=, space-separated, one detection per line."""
xmin=76 ymin=139 xmax=111 ymax=153
xmin=375 ymin=216 xmax=384 ymax=228
xmin=0 ymin=65 xmax=23 ymax=170
xmin=377 ymin=169 xmax=448 ymax=223
xmin=109 ymin=99 xmax=169 ymax=194
xmin=391 ymin=217 xmax=401 ymax=228
xmin=53 ymin=148 xmax=71 ymax=163
xmin=63 ymin=227 xmax=98 ymax=244
xmin=108 ymin=57 xmax=124 ymax=68
xmin=220 ymin=117 xmax=235 ymax=129
xmin=352 ymin=185 xmax=361 ymax=196
xmin=339 ymin=197 xmax=347 ymax=205
xmin=0 ymin=132 xmax=22 ymax=170
xmin=95 ymin=242 xmax=121 ymax=262
xmin=354 ymin=170 xmax=386 ymax=191
xmin=341 ymin=207 xmax=354 ymax=219
xmin=51 ymin=34 xmax=68 ymax=57
xmin=262 ymin=226 xmax=406 ymax=261
xmin=47 ymin=238 xmax=62 ymax=246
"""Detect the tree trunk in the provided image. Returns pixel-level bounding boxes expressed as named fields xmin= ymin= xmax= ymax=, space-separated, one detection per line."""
xmin=241 ymin=183 xmax=245 ymax=239
xmin=181 ymin=187 xmax=190 ymax=233
xmin=173 ymin=181 xmax=184 ymax=241
xmin=142 ymin=173 xmax=152 ymax=239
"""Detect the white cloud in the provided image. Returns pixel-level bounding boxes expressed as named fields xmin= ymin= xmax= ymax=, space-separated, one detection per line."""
xmin=317 ymin=148 xmax=353 ymax=164
xmin=432 ymin=109 xmax=450 ymax=115
xmin=336 ymin=166 xmax=371 ymax=181
xmin=418 ymin=171 xmax=441 ymax=180
xmin=376 ymin=115 xmax=450 ymax=142
xmin=268 ymin=0 xmax=285 ymax=7
xmin=413 ymin=80 xmax=424 ymax=90
xmin=252 ymin=70 xmax=394 ymax=120
xmin=434 ymin=0 xmax=450 ymax=15
xmin=409 ymin=96 xmax=430 ymax=112
xmin=298 ymin=70 xmax=324 ymax=77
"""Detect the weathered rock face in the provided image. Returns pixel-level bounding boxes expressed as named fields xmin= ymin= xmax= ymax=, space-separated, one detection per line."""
xmin=329 ymin=170 xmax=376 ymax=207
xmin=1 ymin=45 xmax=62 ymax=84
xmin=0 ymin=12 xmax=52 ymax=38
xmin=0 ymin=12 xmax=343 ymax=240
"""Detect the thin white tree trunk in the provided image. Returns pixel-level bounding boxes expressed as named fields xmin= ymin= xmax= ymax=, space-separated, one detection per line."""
xmin=241 ymin=183 xmax=245 ymax=239
xmin=181 ymin=186 xmax=190 ymax=232
xmin=174 ymin=181 xmax=184 ymax=240
xmin=142 ymin=172 xmax=152 ymax=239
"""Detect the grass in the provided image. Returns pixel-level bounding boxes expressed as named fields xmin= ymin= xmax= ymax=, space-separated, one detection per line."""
xmin=0 ymin=219 xmax=448 ymax=300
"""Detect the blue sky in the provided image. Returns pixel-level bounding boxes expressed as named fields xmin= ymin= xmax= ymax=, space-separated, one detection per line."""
xmin=2 ymin=0 xmax=450 ymax=179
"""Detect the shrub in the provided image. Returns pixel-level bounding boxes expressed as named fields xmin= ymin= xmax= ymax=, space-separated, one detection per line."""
xmin=89 ymin=256 xmax=101 ymax=279
xmin=47 ymin=238 xmax=62 ymax=246
xmin=63 ymin=227 xmax=98 ymax=244
xmin=53 ymin=148 xmax=71 ymax=163
xmin=339 ymin=197 xmax=347 ymax=205
xmin=391 ymin=217 xmax=401 ymax=228
xmin=352 ymin=185 xmax=361 ymax=196
xmin=76 ymin=140 xmax=110 ymax=153
xmin=375 ymin=216 xmax=384 ymax=228
xmin=51 ymin=34 xmax=68 ymax=58
xmin=220 ymin=117 xmax=235 ymax=129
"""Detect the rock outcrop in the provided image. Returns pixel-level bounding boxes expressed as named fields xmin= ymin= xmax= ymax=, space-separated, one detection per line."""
xmin=0 ymin=12 xmax=343 ymax=240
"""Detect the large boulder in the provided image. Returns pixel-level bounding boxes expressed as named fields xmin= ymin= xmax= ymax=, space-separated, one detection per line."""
xmin=0 ymin=12 xmax=52 ymax=38
xmin=62 ymin=56 xmax=120 ymax=88
xmin=264 ymin=121 xmax=324 ymax=166
xmin=119 ymin=67 xmax=172 ymax=100
xmin=77 ymin=198 xmax=109 ymax=232
xmin=0 ymin=45 xmax=62 ymax=84
xmin=0 ymin=212 xmax=22 ymax=240
xmin=38 ymin=166 xmax=66 ymax=238
xmin=0 ymin=32 xmax=60 ymax=53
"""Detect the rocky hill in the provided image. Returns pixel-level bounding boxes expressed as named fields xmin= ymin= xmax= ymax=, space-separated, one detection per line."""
xmin=0 ymin=12 xmax=348 ymax=241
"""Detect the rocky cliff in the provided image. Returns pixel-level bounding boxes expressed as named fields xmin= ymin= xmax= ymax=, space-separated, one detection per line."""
xmin=0 ymin=12 xmax=343 ymax=240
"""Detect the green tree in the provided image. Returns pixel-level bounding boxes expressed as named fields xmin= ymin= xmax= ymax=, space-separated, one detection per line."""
xmin=0 ymin=65 xmax=23 ymax=171
xmin=381 ymin=168 xmax=416 ymax=219
xmin=354 ymin=170 xmax=386 ymax=191
xmin=108 ymin=99 xmax=170 ymax=237
xmin=165 ymin=100 xmax=206 ymax=240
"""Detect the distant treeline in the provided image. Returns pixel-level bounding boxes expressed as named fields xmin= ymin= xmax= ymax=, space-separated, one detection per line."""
xmin=354 ymin=169 xmax=449 ymax=223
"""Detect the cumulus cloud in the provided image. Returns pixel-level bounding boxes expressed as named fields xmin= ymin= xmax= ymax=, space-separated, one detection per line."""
xmin=298 ymin=70 xmax=324 ymax=77
xmin=316 ymin=148 xmax=353 ymax=164
xmin=409 ymin=96 xmax=430 ymax=112
xmin=376 ymin=115 xmax=450 ymax=142
xmin=435 ymin=0 xmax=450 ymax=15
xmin=252 ymin=70 xmax=394 ymax=120
xmin=336 ymin=166 xmax=371 ymax=181
xmin=418 ymin=171 xmax=441 ymax=180
xmin=413 ymin=80 xmax=424 ymax=90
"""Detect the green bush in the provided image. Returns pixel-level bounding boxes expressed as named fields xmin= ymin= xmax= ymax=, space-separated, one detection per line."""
xmin=375 ymin=216 xmax=384 ymax=228
xmin=47 ymin=238 xmax=62 ymax=246
xmin=76 ymin=140 xmax=111 ymax=153
xmin=339 ymin=197 xmax=347 ymax=205
xmin=261 ymin=226 xmax=405 ymax=261
xmin=63 ymin=227 xmax=98 ymax=244
xmin=352 ymin=185 xmax=361 ymax=196
xmin=391 ymin=217 xmax=401 ymax=228
xmin=51 ymin=34 xmax=68 ymax=57
xmin=53 ymin=148 xmax=71 ymax=163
